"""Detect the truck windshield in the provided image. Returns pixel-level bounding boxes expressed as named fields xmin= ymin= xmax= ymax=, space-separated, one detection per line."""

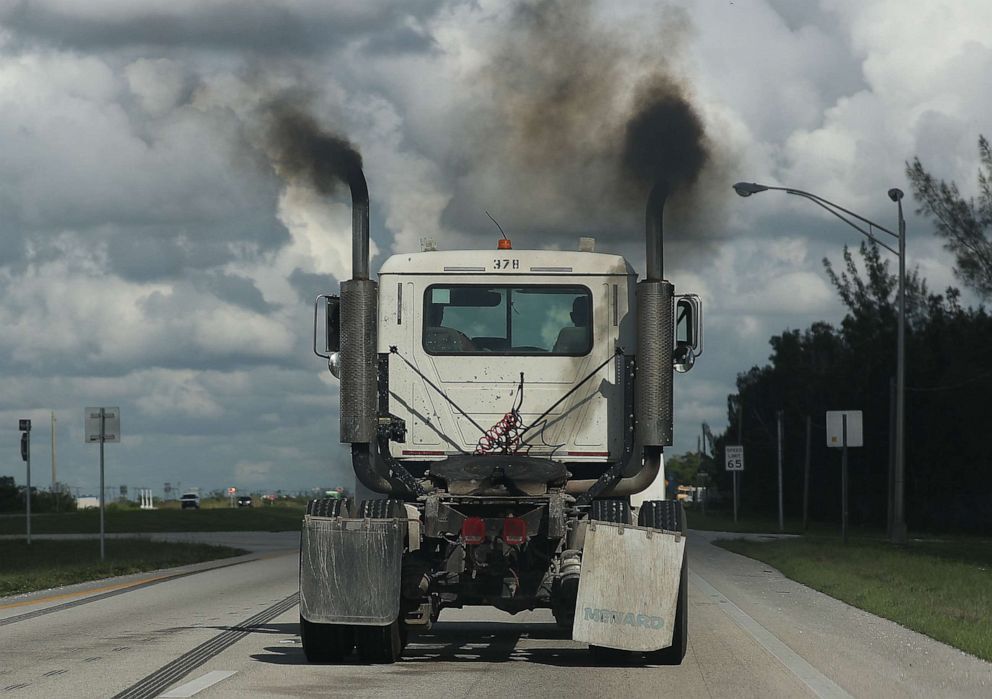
xmin=423 ymin=284 xmax=592 ymax=355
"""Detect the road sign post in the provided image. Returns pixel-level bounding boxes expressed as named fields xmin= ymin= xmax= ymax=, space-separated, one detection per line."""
xmin=85 ymin=407 xmax=120 ymax=561
xmin=19 ymin=420 xmax=31 ymax=545
xmin=725 ymin=445 xmax=744 ymax=523
xmin=826 ymin=410 xmax=863 ymax=545
xmin=777 ymin=410 xmax=784 ymax=533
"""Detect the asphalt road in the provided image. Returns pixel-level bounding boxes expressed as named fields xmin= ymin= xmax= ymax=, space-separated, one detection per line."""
xmin=1 ymin=530 xmax=989 ymax=698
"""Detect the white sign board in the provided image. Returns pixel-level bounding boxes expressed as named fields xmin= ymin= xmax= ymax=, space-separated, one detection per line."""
xmin=85 ymin=407 xmax=121 ymax=443
xmin=826 ymin=410 xmax=862 ymax=448
xmin=725 ymin=445 xmax=744 ymax=471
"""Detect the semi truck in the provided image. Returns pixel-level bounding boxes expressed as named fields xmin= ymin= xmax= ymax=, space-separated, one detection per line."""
xmin=301 ymin=165 xmax=702 ymax=664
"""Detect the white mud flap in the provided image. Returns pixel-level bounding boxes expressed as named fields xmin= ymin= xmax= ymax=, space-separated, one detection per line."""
xmin=572 ymin=521 xmax=685 ymax=651
xmin=299 ymin=516 xmax=403 ymax=626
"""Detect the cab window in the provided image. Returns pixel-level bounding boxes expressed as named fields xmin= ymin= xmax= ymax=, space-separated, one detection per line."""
xmin=422 ymin=285 xmax=592 ymax=356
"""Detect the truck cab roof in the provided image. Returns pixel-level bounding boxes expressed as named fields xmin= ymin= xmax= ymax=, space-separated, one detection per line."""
xmin=378 ymin=249 xmax=636 ymax=277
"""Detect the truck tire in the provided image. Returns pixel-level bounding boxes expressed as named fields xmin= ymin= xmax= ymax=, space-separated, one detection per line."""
xmin=354 ymin=498 xmax=408 ymax=664
xmin=306 ymin=497 xmax=348 ymax=518
xmin=638 ymin=500 xmax=688 ymax=665
xmin=552 ymin=605 xmax=573 ymax=631
xmin=589 ymin=497 xmax=631 ymax=524
xmin=300 ymin=615 xmax=355 ymax=663
xmin=588 ymin=496 xmax=635 ymax=662
xmin=357 ymin=498 xmax=407 ymax=519
xmin=636 ymin=499 xmax=685 ymax=533
xmin=355 ymin=621 xmax=404 ymax=664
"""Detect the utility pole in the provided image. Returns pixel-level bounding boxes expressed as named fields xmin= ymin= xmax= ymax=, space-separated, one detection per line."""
xmin=51 ymin=411 xmax=58 ymax=512
xmin=735 ymin=399 xmax=743 ymax=524
xmin=842 ymin=414 xmax=849 ymax=545
xmin=803 ymin=415 xmax=811 ymax=531
xmin=19 ymin=419 xmax=32 ymax=545
xmin=777 ymin=410 xmax=784 ymax=532
xmin=888 ymin=377 xmax=896 ymax=538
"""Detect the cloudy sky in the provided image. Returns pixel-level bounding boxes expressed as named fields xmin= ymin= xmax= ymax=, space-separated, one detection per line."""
xmin=1 ymin=0 xmax=989 ymax=497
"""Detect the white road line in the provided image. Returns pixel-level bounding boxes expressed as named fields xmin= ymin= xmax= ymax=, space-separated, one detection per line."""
xmin=158 ymin=671 xmax=237 ymax=698
xmin=690 ymin=572 xmax=853 ymax=699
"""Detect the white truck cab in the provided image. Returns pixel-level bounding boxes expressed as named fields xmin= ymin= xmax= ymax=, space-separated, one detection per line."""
xmin=378 ymin=248 xmax=635 ymax=466
xmin=304 ymin=167 xmax=702 ymax=666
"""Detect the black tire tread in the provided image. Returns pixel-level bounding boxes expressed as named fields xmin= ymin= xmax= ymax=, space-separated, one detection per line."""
xmin=638 ymin=499 xmax=688 ymax=665
xmin=355 ymin=620 xmax=403 ymax=664
xmin=306 ymin=498 xmax=347 ymax=518
xmin=300 ymin=615 xmax=354 ymax=663
xmin=358 ymin=498 xmax=407 ymax=519
xmin=589 ymin=497 xmax=631 ymax=524
xmin=637 ymin=499 xmax=685 ymax=533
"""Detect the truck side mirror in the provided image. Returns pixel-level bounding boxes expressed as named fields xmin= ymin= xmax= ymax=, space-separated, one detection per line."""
xmin=674 ymin=294 xmax=702 ymax=374
xmin=314 ymin=294 xmax=342 ymax=378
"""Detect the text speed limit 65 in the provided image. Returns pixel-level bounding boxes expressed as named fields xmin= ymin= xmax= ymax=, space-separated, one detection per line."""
xmin=725 ymin=445 xmax=744 ymax=471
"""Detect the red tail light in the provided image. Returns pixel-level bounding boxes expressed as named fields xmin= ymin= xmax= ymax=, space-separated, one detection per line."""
xmin=461 ymin=516 xmax=486 ymax=545
xmin=503 ymin=517 xmax=527 ymax=545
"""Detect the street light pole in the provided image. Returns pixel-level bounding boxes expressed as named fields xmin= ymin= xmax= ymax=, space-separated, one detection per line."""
xmin=892 ymin=190 xmax=907 ymax=543
xmin=733 ymin=181 xmax=908 ymax=544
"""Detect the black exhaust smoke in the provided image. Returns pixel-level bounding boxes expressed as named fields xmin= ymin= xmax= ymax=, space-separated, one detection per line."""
xmin=264 ymin=105 xmax=378 ymax=446
xmin=623 ymin=80 xmax=707 ymax=281
xmin=480 ymin=1 xmax=711 ymax=267
xmin=265 ymin=106 xmax=370 ymax=280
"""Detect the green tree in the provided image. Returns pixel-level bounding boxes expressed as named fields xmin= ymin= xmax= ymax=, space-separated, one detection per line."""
xmin=665 ymin=452 xmax=704 ymax=486
xmin=907 ymin=136 xmax=992 ymax=299
xmin=721 ymin=237 xmax=992 ymax=533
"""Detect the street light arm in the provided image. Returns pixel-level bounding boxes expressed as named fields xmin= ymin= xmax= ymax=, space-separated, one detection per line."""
xmin=784 ymin=188 xmax=898 ymax=239
xmin=794 ymin=192 xmax=900 ymax=256
xmin=751 ymin=184 xmax=899 ymax=240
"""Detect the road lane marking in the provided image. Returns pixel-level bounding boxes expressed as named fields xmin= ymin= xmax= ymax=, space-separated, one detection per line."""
xmin=0 ymin=554 xmax=290 ymax=626
xmin=158 ymin=671 xmax=236 ymax=698
xmin=114 ymin=593 xmax=298 ymax=699
xmin=0 ymin=576 xmax=171 ymax=610
xmin=690 ymin=572 xmax=853 ymax=699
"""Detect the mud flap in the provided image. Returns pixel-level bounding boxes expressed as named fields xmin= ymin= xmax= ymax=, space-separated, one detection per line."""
xmin=299 ymin=516 xmax=403 ymax=626
xmin=572 ymin=521 xmax=685 ymax=652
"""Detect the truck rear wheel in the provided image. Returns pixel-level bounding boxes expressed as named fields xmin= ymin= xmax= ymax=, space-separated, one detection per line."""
xmin=306 ymin=497 xmax=348 ymax=518
xmin=300 ymin=615 xmax=355 ymax=663
xmin=354 ymin=498 xmax=408 ymax=664
xmin=357 ymin=498 xmax=407 ymax=519
xmin=355 ymin=621 xmax=404 ymax=664
xmin=638 ymin=500 xmax=688 ymax=665
xmin=588 ymin=496 xmax=636 ymax=661
xmin=589 ymin=497 xmax=631 ymax=524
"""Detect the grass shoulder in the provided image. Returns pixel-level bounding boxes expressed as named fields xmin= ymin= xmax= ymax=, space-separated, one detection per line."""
xmin=0 ymin=505 xmax=305 ymax=535
xmin=715 ymin=533 xmax=992 ymax=662
xmin=685 ymin=508 xmax=838 ymax=535
xmin=0 ymin=539 xmax=246 ymax=597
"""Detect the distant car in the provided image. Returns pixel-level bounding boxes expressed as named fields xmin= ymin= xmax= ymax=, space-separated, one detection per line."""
xmin=237 ymin=495 xmax=253 ymax=508
xmin=180 ymin=493 xmax=200 ymax=510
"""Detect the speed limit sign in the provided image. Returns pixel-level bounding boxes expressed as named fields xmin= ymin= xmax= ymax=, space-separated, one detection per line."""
xmin=725 ymin=445 xmax=744 ymax=471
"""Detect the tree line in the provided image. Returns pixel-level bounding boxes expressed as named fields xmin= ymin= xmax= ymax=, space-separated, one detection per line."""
xmin=697 ymin=137 xmax=992 ymax=534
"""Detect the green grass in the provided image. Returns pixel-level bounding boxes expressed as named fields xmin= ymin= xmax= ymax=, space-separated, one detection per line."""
xmin=685 ymin=508 xmax=837 ymax=534
xmin=0 ymin=539 xmax=246 ymax=597
xmin=0 ymin=505 xmax=305 ymax=535
xmin=717 ymin=534 xmax=992 ymax=662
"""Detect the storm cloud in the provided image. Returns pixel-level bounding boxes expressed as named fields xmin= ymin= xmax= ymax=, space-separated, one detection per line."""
xmin=1 ymin=0 xmax=989 ymax=495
